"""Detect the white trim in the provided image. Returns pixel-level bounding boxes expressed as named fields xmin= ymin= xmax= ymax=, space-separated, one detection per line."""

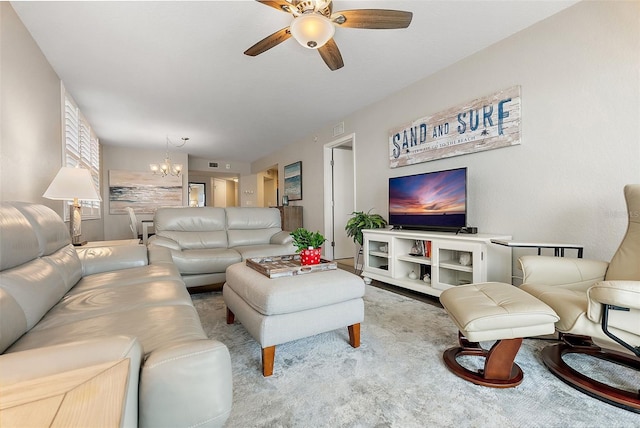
xmin=323 ymin=133 xmax=356 ymax=261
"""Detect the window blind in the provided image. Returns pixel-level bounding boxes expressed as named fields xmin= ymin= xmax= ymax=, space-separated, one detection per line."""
xmin=63 ymin=86 xmax=101 ymax=219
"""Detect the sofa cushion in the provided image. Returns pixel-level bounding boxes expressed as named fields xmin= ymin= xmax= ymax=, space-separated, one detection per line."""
xmin=520 ymin=282 xmax=586 ymax=332
xmin=76 ymin=245 xmax=148 ymax=276
xmin=170 ymin=248 xmax=242 ymax=275
xmin=69 ymin=264 xmax=182 ymax=295
xmin=155 ymin=207 xmax=228 ymax=249
xmin=0 ymin=246 xmax=81 ymax=330
xmin=228 ymin=228 xmax=283 ymax=247
xmin=0 ymin=288 xmax=27 ymax=353
xmin=32 ymin=280 xmax=191 ymax=331
xmin=7 ymin=304 xmax=207 ymax=355
xmin=0 ymin=203 xmax=39 ymax=270
xmin=225 ymin=207 xmax=281 ymax=229
xmin=226 ymin=207 xmax=282 ymax=247
xmin=12 ymin=201 xmax=71 ymax=256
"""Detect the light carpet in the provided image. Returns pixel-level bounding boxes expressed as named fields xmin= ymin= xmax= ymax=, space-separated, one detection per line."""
xmin=192 ymin=285 xmax=639 ymax=427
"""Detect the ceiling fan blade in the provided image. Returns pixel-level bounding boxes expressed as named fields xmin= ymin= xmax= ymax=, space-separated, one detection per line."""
xmin=318 ymin=38 xmax=344 ymax=71
xmin=332 ymin=10 xmax=413 ymax=29
xmin=256 ymin=0 xmax=295 ymax=14
xmin=244 ymin=27 xmax=292 ymax=57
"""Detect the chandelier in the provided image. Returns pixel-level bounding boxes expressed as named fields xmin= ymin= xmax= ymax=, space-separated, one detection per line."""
xmin=150 ymin=136 xmax=188 ymax=177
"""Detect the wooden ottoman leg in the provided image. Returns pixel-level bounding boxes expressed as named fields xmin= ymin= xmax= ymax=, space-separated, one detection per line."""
xmin=348 ymin=323 xmax=361 ymax=348
xmin=262 ymin=346 xmax=276 ymax=377
xmin=485 ymin=337 xmax=523 ymax=381
xmin=443 ymin=332 xmax=524 ymax=388
xmin=226 ymin=308 xmax=235 ymax=324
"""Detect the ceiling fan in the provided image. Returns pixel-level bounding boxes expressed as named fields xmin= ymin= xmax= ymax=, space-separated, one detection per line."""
xmin=244 ymin=0 xmax=413 ymax=71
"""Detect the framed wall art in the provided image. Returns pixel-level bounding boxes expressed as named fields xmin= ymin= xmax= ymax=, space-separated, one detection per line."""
xmin=109 ymin=170 xmax=182 ymax=214
xmin=283 ymin=161 xmax=302 ymax=201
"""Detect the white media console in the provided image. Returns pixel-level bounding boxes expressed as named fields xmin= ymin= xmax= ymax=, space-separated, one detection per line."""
xmin=362 ymin=229 xmax=512 ymax=297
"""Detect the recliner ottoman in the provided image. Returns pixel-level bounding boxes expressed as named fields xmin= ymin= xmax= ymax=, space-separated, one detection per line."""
xmin=440 ymin=282 xmax=559 ymax=388
xmin=223 ymin=262 xmax=365 ymax=376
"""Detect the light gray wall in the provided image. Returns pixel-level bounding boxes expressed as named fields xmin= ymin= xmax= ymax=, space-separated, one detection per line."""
xmin=101 ymin=145 xmax=188 ymax=240
xmin=253 ymin=1 xmax=640 ymax=264
xmin=188 ymin=156 xmax=250 ymax=176
xmin=0 ymin=3 xmax=103 ymax=241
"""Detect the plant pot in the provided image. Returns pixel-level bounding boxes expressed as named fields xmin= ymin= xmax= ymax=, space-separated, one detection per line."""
xmin=300 ymin=248 xmax=322 ymax=265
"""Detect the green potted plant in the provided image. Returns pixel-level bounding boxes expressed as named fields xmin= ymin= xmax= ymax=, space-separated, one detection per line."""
xmin=345 ymin=210 xmax=388 ymax=246
xmin=345 ymin=210 xmax=388 ymax=274
xmin=290 ymin=228 xmax=326 ymax=265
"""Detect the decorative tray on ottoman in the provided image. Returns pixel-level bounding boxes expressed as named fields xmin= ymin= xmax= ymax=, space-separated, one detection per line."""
xmin=246 ymin=254 xmax=337 ymax=278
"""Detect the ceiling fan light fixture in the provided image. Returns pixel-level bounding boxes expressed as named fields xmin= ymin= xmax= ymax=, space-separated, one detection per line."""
xmin=290 ymin=13 xmax=335 ymax=49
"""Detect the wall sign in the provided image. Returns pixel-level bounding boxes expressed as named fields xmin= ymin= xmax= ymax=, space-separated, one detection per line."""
xmin=389 ymin=86 xmax=521 ymax=168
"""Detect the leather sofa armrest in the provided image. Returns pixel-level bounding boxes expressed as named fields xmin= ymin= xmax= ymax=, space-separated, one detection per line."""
xmin=270 ymin=230 xmax=293 ymax=245
xmin=147 ymin=244 xmax=175 ymax=265
xmin=148 ymin=235 xmax=181 ymax=251
xmin=519 ymin=255 xmax=609 ymax=290
xmin=77 ymin=245 xmax=148 ymax=276
xmin=0 ymin=336 xmax=143 ymax=428
xmin=139 ymin=339 xmax=233 ymax=428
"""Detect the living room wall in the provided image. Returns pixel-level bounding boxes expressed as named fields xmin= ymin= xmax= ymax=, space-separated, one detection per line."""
xmin=253 ymin=1 xmax=640 ymax=264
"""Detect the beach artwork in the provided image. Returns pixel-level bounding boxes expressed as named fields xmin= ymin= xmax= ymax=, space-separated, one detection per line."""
xmin=284 ymin=161 xmax=302 ymax=201
xmin=109 ymin=170 xmax=183 ymax=214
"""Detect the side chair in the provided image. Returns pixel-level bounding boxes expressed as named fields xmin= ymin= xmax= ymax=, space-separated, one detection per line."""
xmin=125 ymin=207 xmax=142 ymax=242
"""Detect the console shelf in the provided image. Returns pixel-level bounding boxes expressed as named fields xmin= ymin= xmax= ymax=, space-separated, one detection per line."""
xmin=362 ymin=229 xmax=512 ymax=297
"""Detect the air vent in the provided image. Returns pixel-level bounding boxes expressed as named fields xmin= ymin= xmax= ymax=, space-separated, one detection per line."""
xmin=209 ymin=162 xmax=219 ymax=168
xmin=333 ymin=121 xmax=345 ymax=137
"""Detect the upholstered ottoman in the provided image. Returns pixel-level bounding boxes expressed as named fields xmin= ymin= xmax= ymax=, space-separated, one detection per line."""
xmin=440 ymin=282 xmax=559 ymax=387
xmin=223 ymin=262 xmax=365 ymax=376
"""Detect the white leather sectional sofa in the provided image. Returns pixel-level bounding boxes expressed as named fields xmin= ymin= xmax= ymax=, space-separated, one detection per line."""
xmin=0 ymin=202 xmax=232 ymax=427
xmin=148 ymin=206 xmax=297 ymax=288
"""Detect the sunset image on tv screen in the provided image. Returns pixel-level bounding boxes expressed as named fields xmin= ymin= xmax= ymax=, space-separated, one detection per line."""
xmin=389 ymin=169 xmax=466 ymax=216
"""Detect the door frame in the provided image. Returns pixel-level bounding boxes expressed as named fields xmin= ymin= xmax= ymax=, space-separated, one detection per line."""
xmin=323 ymin=133 xmax=356 ymax=261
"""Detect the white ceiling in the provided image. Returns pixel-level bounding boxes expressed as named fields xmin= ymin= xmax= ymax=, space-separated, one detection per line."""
xmin=12 ymin=0 xmax=577 ymax=163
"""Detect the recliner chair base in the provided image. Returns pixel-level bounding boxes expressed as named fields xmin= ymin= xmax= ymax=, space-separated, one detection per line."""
xmin=542 ymin=335 xmax=640 ymax=413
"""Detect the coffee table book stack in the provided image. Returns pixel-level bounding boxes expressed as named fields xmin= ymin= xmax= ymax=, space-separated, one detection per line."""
xmin=246 ymin=255 xmax=337 ymax=279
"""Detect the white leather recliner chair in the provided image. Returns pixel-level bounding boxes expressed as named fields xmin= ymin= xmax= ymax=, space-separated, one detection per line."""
xmin=520 ymin=184 xmax=640 ymax=412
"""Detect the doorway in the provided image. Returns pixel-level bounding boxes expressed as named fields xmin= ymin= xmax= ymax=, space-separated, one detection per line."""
xmin=188 ymin=182 xmax=206 ymax=207
xmin=261 ymin=167 xmax=278 ymax=207
xmin=323 ymin=133 xmax=356 ymax=262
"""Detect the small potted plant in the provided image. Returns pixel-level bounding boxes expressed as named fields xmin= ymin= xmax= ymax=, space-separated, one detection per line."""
xmin=345 ymin=210 xmax=388 ymax=273
xmin=345 ymin=210 xmax=388 ymax=247
xmin=290 ymin=228 xmax=326 ymax=265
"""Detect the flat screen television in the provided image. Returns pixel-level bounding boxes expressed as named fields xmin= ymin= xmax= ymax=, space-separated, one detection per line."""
xmin=388 ymin=167 xmax=467 ymax=232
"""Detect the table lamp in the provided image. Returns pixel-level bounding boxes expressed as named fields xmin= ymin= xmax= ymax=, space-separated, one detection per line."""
xmin=43 ymin=166 xmax=102 ymax=246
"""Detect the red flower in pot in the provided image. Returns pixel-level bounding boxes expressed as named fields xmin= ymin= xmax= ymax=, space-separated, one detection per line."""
xmin=290 ymin=228 xmax=326 ymax=266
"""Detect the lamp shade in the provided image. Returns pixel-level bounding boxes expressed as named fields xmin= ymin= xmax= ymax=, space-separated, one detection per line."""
xmin=43 ymin=166 xmax=101 ymax=201
xmin=290 ymin=13 xmax=335 ymax=49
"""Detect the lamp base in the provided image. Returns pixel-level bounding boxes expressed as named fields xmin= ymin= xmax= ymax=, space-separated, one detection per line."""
xmin=69 ymin=202 xmax=85 ymax=246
